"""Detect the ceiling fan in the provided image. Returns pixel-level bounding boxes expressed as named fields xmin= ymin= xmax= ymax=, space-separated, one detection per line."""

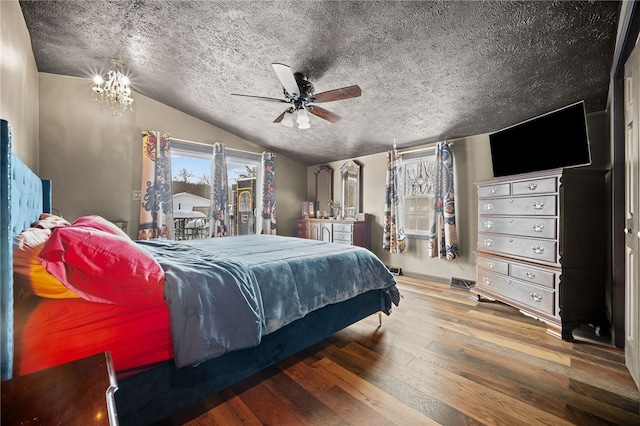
xmin=231 ymin=63 xmax=362 ymax=129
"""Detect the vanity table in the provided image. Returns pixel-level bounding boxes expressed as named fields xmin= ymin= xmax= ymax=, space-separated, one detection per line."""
xmin=295 ymin=161 xmax=370 ymax=249
xmin=293 ymin=216 xmax=371 ymax=249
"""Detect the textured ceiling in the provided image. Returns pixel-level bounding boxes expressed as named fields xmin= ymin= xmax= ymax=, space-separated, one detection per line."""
xmin=19 ymin=1 xmax=619 ymax=166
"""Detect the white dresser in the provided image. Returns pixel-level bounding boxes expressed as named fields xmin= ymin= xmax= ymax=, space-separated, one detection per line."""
xmin=475 ymin=168 xmax=608 ymax=340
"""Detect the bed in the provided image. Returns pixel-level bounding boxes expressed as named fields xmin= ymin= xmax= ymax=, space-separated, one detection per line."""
xmin=1 ymin=120 xmax=400 ymax=425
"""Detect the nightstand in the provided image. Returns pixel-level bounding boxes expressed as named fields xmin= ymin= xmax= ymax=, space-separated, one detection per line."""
xmin=1 ymin=352 xmax=118 ymax=425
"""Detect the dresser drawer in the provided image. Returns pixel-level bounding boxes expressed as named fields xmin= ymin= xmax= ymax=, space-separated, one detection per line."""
xmin=478 ymin=183 xmax=511 ymax=198
xmin=476 ymin=254 xmax=509 ymax=275
xmin=478 ymin=216 xmax=557 ymax=239
xmin=509 ymin=263 xmax=557 ymax=289
xmin=293 ymin=220 xmax=307 ymax=231
xmin=478 ymin=234 xmax=557 ymax=263
xmin=333 ymin=231 xmax=353 ymax=244
xmin=333 ymin=223 xmax=353 ymax=233
xmin=511 ymin=176 xmax=558 ymax=195
xmin=478 ymin=195 xmax=557 ymax=216
xmin=477 ymin=270 xmax=555 ymax=316
xmin=293 ymin=229 xmax=309 ymax=238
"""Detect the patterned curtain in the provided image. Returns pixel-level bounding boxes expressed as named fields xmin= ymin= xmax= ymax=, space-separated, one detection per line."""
xmin=138 ymin=131 xmax=174 ymax=240
xmin=383 ymin=149 xmax=407 ymax=253
xmin=427 ymin=141 xmax=458 ymax=259
xmin=210 ymin=143 xmax=230 ymax=237
xmin=259 ymin=152 xmax=277 ymax=234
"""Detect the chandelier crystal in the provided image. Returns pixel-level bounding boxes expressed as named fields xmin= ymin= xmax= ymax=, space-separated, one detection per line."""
xmin=91 ymin=59 xmax=134 ymax=115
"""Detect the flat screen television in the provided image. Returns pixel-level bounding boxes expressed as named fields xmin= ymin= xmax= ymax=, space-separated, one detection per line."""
xmin=489 ymin=100 xmax=591 ymax=178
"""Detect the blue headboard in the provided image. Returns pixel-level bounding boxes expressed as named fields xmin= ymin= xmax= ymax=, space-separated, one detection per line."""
xmin=1 ymin=119 xmax=51 ymax=380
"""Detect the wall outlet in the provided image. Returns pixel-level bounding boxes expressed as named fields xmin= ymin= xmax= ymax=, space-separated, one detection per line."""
xmin=132 ymin=190 xmax=141 ymax=200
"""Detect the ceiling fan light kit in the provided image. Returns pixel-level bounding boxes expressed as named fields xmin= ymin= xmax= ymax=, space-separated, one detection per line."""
xmin=232 ymin=63 xmax=361 ymax=129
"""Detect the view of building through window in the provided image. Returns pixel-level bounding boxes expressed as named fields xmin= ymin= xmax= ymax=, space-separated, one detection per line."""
xmin=171 ymin=151 xmax=260 ymax=238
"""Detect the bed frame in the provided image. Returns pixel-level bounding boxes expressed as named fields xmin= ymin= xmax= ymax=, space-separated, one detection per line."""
xmin=1 ymin=119 xmax=388 ymax=425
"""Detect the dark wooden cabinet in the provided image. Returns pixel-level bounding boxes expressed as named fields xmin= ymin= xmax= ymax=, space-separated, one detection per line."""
xmin=474 ymin=169 xmax=608 ymax=340
xmin=293 ymin=215 xmax=371 ymax=250
xmin=1 ymin=352 xmax=118 ymax=425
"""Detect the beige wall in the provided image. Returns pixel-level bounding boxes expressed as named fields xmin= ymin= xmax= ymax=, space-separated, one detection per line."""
xmin=0 ymin=0 xmax=40 ymax=170
xmin=307 ymin=111 xmax=608 ymax=283
xmin=38 ymin=73 xmax=307 ymax=237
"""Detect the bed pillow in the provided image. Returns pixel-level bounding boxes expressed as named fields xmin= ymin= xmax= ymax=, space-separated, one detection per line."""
xmin=33 ymin=213 xmax=71 ymax=229
xmin=72 ymin=215 xmax=129 ymax=239
xmin=38 ymin=224 xmax=165 ymax=306
xmin=13 ymin=227 xmax=80 ymax=299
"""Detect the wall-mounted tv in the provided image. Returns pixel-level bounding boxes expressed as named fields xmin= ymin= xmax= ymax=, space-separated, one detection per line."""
xmin=489 ymin=100 xmax=591 ymax=178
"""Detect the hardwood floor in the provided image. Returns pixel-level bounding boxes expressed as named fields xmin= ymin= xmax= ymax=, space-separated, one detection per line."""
xmin=157 ymin=276 xmax=640 ymax=425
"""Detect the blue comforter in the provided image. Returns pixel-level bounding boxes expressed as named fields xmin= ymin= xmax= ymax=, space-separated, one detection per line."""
xmin=138 ymin=235 xmax=399 ymax=368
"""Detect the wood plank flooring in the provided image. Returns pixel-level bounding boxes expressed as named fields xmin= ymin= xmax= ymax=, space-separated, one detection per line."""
xmin=156 ymin=276 xmax=640 ymax=425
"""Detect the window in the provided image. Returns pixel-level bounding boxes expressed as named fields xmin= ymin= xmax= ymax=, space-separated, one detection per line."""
xmin=401 ymin=153 xmax=436 ymax=238
xmin=169 ymin=139 xmax=261 ymax=237
xmin=226 ymin=151 xmax=261 ymax=236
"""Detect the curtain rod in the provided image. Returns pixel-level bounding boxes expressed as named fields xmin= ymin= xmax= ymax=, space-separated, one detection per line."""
xmin=169 ymin=137 xmax=262 ymax=156
xmin=398 ymin=141 xmax=453 ymax=155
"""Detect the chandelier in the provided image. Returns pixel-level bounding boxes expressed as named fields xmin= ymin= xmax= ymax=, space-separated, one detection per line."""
xmin=91 ymin=59 xmax=134 ymax=115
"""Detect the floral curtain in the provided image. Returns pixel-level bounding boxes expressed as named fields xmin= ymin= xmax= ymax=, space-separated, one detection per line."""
xmin=427 ymin=141 xmax=458 ymax=259
xmin=138 ymin=131 xmax=174 ymax=240
xmin=383 ymin=149 xmax=406 ymax=253
xmin=210 ymin=143 xmax=230 ymax=237
xmin=259 ymin=152 xmax=276 ymax=234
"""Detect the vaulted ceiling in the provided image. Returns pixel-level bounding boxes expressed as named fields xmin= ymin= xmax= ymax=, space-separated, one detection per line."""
xmin=19 ymin=1 xmax=620 ymax=165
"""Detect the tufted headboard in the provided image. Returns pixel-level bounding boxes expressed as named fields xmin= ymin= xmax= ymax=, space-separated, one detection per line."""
xmin=1 ymin=119 xmax=51 ymax=380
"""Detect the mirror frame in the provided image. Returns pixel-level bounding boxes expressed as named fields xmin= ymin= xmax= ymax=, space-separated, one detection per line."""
xmin=340 ymin=160 xmax=361 ymax=220
xmin=314 ymin=165 xmax=333 ymax=218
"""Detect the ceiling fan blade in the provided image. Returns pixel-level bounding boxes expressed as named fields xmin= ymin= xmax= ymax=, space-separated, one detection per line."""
xmin=308 ymin=105 xmax=341 ymax=123
xmin=311 ymin=85 xmax=362 ymax=103
xmin=273 ymin=110 xmax=287 ymax=123
xmin=272 ymin=63 xmax=300 ymax=97
xmin=231 ymin=93 xmax=289 ymax=104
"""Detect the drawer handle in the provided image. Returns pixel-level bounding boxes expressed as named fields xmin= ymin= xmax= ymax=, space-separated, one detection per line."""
xmin=487 ymin=262 xmax=496 ymax=269
xmin=484 ymin=238 xmax=494 ymax=247
xmin=532 ymin=201 xmax=545 ymax=210
xmin=483 ymin=277 xmax=492 ymax=285
xmin=484 ymin=203 xmax=494 ymax=211
xmin=490 ymin=188 xmax=497 ymax=194
xmin=525 ymin=272 xmax=536 ymax=279
xmin=528 ymin=183 xmax=538 ymax=191
xmin=532 ymin=223 xmax=544 ymax=232
xmin=532 ymin=245 xmax=545 ymax=255
xmin=483 ymin=220 xmax=494 ymax=229
xmin=529 ymin=292 xmax=543 ymax=302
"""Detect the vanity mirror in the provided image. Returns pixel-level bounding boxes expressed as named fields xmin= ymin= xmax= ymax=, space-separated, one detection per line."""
xmin=340 ymin=160 xmax=361 ymax=219
xmin=314 ymin=165 xmax=333 ymax=218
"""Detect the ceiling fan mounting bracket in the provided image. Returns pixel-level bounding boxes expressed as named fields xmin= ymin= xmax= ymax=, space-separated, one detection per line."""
xmin=284 ymin=73 xmax=314 ymax=102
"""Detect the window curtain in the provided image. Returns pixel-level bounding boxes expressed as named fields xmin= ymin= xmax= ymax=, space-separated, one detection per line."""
xmin=427 ymin=141 xmax=458 ymax=259
xmin=138 ymin=130 xmax=174 ymax=240
xmin=210 ymin=143 xmax=230 ymax=237
xmin=259 ymin=151 xmax=276 ymax=234
xmin=383 ymin=149 xmax=407 ymax=253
